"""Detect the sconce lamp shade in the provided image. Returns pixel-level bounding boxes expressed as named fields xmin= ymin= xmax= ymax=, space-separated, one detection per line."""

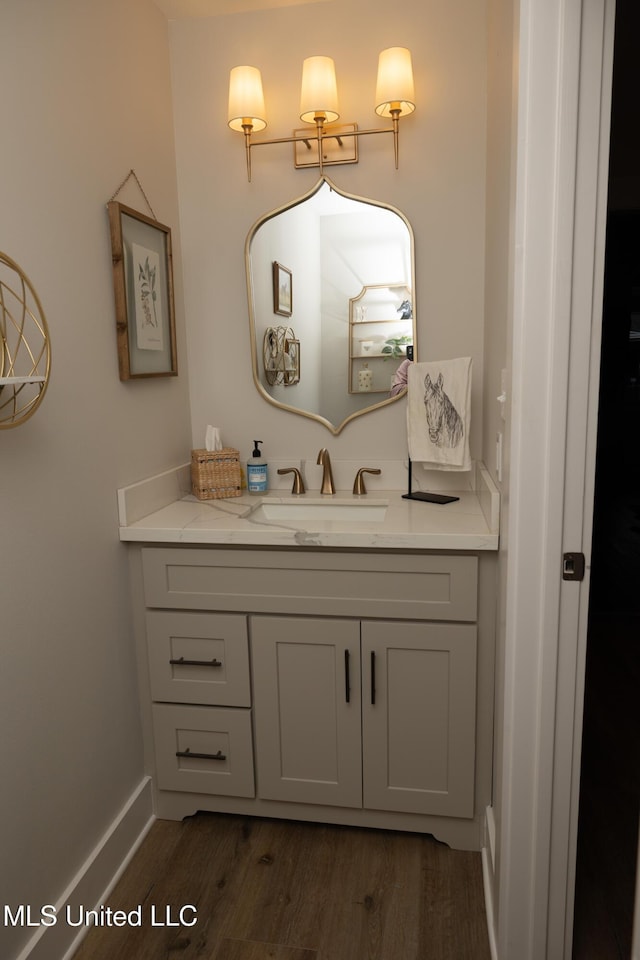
xmin=300 ymin=56 xmax=340 ymax=124
xmin=228 ymin=65 xmax=267 ymax=132
xmin=375 ymin=47 xmax=416 ymax=117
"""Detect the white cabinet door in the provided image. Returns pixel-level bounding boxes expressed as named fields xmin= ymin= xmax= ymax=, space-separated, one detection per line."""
xmin=362 ymin=620 xmax=477 ymax=818
xmin=251 ymin=616 xmax=362 ymax=808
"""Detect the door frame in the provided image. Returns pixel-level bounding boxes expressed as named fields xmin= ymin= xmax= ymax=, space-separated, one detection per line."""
xmin=546 ymin=1 xmax=616 ymax=955
xmin=497 ymin=0 xmax=617 ymax=957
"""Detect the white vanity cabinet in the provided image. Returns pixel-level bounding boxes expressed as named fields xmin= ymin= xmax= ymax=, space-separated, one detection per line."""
xmin=129 ymin=545 xmax=494 ymax=850
xmin=251 ymin=616 xmax=476 ymax=819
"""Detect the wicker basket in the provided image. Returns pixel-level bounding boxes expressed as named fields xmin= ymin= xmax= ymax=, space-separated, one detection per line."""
xmin=191 ymin=448 xmax=242 ymax=500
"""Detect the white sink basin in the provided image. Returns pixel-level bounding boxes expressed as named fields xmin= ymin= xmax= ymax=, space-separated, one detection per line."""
xmin=250 ymin=499 xmax=388 ymax=524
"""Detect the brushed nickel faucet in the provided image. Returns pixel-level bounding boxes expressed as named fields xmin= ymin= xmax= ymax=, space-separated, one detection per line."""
xmin=317 ymin=448 xmax=335 ymax=495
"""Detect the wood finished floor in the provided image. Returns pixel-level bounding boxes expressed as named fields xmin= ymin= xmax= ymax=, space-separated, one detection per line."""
xmin=71 ymin=813 xmax=491 ymax=960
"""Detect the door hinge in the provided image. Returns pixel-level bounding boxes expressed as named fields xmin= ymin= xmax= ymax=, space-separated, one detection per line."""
xmin=562 ymin=552 xmax=585 ymax=581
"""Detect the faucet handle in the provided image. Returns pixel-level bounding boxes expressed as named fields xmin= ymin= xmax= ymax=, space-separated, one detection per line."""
xmin=353 ymin=467 xmax=381 ymax=495
xmin=277 ymin=467 xmax=305 ymax=494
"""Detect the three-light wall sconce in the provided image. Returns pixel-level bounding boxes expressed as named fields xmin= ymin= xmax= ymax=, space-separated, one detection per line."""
xmin=228 ymin=47 xmax=416 ymax=181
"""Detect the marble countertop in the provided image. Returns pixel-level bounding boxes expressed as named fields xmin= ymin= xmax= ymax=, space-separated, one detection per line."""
xmin=118 ymin=462 xmax=499 ymax=551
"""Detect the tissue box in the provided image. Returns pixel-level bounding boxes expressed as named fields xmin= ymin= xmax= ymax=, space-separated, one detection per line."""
xmin=191 ymin=448 xmax=242 ymax=500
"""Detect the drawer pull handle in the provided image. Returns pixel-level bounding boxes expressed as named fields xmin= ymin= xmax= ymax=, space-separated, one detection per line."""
xmin=175 ymin=748 xmax=227 ymax=761
xmin=169 ymin=657 xmax=222 ymax=668
xmin=345 ymin=649 xmax=351 ymax=703
xmin=371 ymin=650 xmax=376 ymax=705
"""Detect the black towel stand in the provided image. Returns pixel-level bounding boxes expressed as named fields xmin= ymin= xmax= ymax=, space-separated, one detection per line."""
xmin=401 ymin=457 xmax=460 ymax=504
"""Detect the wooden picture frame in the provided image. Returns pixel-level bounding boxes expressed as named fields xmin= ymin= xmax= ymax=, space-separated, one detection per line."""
xmin=107 ymin=201 xmax=178 ymax=380
xmin=272 ymin=261 xmax=292 ymax=317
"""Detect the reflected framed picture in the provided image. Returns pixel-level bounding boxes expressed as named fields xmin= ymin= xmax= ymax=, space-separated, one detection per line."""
xmin=273 ymin=261 xmax=292 ymax=317
xmin=107 ymin=201 xmax=178 ymax=380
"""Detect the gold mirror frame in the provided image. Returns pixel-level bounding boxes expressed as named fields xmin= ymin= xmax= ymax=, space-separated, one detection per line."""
xmin=245 ymin=177 xmax=416 ymax=435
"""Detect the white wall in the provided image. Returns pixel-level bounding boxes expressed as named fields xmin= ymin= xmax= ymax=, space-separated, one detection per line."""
xmin=169 ymin=0 xmax=488 ymax=465
xmin=0 ymin=1 xmax=191 ymax=956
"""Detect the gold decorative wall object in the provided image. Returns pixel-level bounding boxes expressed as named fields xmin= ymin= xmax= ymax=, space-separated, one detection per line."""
xmin=263 ymin=325 xmax=299 ymax=386
xmin=0 ymin=252 xmax=51 ymax=429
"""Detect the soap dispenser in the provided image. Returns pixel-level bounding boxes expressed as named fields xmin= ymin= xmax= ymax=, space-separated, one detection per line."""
xmin=247 ymin=440 xmax=268 ymax=494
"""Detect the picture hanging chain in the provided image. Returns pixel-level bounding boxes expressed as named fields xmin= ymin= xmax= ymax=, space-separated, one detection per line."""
xmin=108 ymin=169 xmax=157 ymax=220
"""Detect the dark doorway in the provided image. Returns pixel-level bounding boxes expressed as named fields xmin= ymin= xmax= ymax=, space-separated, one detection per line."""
xmin=572 ymin=1 xmax=640 ymax=957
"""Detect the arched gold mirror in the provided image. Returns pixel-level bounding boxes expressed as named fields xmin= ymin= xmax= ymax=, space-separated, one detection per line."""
xmin=246 ymin=177 xmax=416 ymax=434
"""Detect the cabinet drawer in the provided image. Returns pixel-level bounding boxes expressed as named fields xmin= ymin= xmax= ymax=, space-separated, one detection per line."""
xmin=142 ymin=548 xmax=478 ymax=621
xmin=146 ymin=611 xmax=250 ymax=706
xmin=152 ymin=703 xmax=254 ymax=797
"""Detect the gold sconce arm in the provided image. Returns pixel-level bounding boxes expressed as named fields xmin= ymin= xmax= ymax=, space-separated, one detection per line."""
xmin=240 ymin=119 xmax=406 ymax=181
xmin=241 ymin=122 xmax=254 ymax=182
xmin=247 ymin=115 xmax=329 ymax=179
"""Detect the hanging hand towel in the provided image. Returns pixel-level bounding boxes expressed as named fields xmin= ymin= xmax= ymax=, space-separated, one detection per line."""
xmin=407 ymin=358 xmax=472 ymax=471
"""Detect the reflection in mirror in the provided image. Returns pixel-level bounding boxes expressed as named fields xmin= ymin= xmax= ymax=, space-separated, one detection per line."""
xmin=246 ymin=177 xmax=416 ymax=434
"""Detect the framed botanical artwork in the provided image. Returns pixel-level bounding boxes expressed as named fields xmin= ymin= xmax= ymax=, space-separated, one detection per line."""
xmin=272 ymin=261 xmax=292 ymax=317
xmin=107 ymin=201 xmax=178 ymax=380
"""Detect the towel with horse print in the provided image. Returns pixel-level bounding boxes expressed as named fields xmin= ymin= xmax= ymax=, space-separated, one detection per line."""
xmin=406 ymin=358 xmax=472 ymax=471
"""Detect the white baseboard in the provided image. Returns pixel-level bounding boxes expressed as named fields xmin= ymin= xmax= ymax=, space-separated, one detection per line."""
xmin=13 ymin=777 xmax=154 ymax=960
xmin=482 ymin=805 xmax=499 ymax=960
